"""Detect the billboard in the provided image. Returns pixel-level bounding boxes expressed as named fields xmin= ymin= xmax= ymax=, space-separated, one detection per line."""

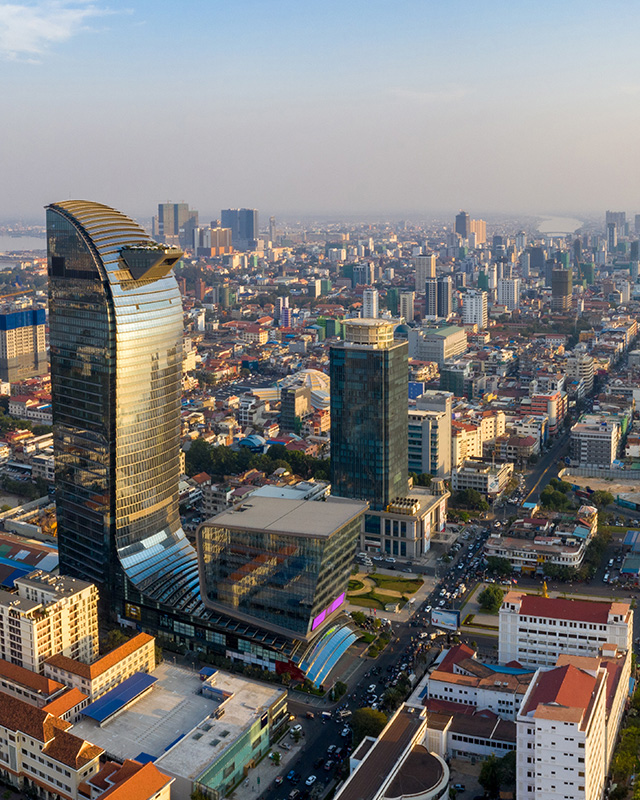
xmin=431 ymin=608 xmax=460 ymax=631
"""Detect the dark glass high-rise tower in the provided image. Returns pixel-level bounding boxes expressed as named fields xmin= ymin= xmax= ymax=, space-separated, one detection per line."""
xmin=47 ymin=201 xmax=200 ymax=609
xmin=330 ymin=319 xmax=408 ymax=511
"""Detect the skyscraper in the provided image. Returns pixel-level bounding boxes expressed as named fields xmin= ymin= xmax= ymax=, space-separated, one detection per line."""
xmin=551 ymin=268 xmax=573 ymax=311
xmin=156 ymin=203 xmax=198 ymax=249
xmin=330 ymin=319 xmax=408 ymax=510
xmin=220 ymin=208 xmax=258 ymax=250
xmin=462 ymin=289 xmax=488 ymax=329
xmin=497 ymin=277 xmax=521 ymax=310
xmin=414 ymin=254 xmax=436 ymax=292
xmin=425 ymin=277 xmax=437 ymax=317
xmin=437 ymin=275 xmax=452 ymax=318
xmin=269 ymin=215 xmax=277 ymax=244
xmin=400 ymin=290 xmax=415 ymax=322
xmin=47 ymin=201 xmax=198 ymax=607
xmin=455 ymin=211 xmax=470 ymax=239
xmin=607 ymin=222 xmax=617 ymax=253
xmin=362 ymin=287 xmax=379 ymax=318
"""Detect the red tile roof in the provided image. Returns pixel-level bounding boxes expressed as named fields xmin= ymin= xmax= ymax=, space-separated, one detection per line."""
xmin=99 ymin=762 xmax=173 ymax=800
xmin=0 ymin=658 xmax=64 ymax=696
xmin=438 ymin=643 xmax=475 ymax=673
xmin=523 ymin=664 xmax=596 ymax=717
xmin=518 ymin=594 xmax=616 ymax=624
xmin=46 ymin=633 xmax=154 ymax=680
xmin=42 ymin=688 xmax=88 ymax=717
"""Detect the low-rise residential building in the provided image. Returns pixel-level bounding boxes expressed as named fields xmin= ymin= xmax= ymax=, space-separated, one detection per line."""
xmin=0 ymin=573 xmax=98 ymax=673
xmin=499 ymin=592 xmax=633 ymax=668
xmin=45 ymin=633 xmax=155 ymax=701
xmin=0 ymin=657 xmax=66 ymax=708
xmin=451 ymin=460 xmax=513 ymax=499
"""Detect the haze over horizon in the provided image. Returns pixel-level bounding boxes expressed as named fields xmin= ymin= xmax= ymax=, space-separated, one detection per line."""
xmin=3 ymin=0 xmax=639 ymax=222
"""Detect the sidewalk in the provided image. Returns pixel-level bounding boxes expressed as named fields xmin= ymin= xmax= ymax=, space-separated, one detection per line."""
xmin=229 ymin=737 xmax=305 ymax=799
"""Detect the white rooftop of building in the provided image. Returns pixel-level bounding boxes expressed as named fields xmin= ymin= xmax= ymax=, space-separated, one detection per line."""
xmin=71 ymin=663 xmax=285 ymax=782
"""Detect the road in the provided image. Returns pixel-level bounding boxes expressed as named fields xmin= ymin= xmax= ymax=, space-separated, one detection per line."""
xmin=260 ymin=617 xmax=438 ymax=800
xmin=523 ymin=430 xmax=570 ymax=504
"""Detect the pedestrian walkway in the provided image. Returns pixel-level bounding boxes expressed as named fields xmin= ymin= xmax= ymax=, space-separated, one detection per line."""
xmin=229 ymin=736 xmax=304 ymax=799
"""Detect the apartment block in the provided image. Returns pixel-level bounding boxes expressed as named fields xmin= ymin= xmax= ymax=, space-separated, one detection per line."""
xmin=45 ymin=633 xmax=155 ymax=701
xmin=408 ymin=408 xmax=451 ymax=478
xmin=0 ymin=573 xmax=98 ymax=673
xmin=516 ymin=663 xmax=607 ymax=800
xmin=570 ymin=420 xmax=620 ymax=468
xmin=499 ymin=592 xmax=633 ymax=668
xmin=408 ymin=325 xmax=468 ymax=366
xmin=0 ymin=691 xmax=103 ymax=799
xmin=83 ymin=759 xmax=174 ymax=800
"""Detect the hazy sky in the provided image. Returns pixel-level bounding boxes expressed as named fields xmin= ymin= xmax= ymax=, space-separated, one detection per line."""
xmin=2 ymin=0 xmax=640 ymax=223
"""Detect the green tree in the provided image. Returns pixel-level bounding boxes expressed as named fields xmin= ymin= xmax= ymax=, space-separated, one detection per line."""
xmin=351 ymin=611 xmax=367 ymax=626
xmin=351 ymin=707 xmax=388 ymax=746
xmin=479 ymin=755 xmax=501 ymax=799
xmin=498 ymin=750 xmax=516 ymax=787
xmin=478 ymin=585 xmax=504 ymax=614
xmin=591 ymin=490 xmax=614 ymax=508
xmin=486 ymin=556 xmax=513 ymax=577
xmin=271 ymin=751 xmax=281 ymax=766
xmin=102 ymin=628 xmax=130 ymax=654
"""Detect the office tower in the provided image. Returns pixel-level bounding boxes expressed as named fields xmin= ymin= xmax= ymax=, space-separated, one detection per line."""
xmin=631 ymin=241 xmax=640 ymax=261
xmin=0 ymin=308 xmax=47 ymax=383
xmin=269 ymin=215 xmax=277 ymax=244
xmin=156 ymin=203 xmax=198 ymax=249
xmin=496 ymin=260 xmax=512 ymax=280
xmin=280 ymin=384 xmax=311 ymax=433
xmin=469 ymin=218 xmax=486 ymax=245
xmin=409 ymin=390 xmax=453 ymax=478
xmin=195 ymin=278 xmax=206 ymax=302
xmin=47 ymin=200 xmax=197 ymax=607
xmin=455 ymin=211 xmax=470 ymax=238
xmin=400 ymin=290 xmax=415 ymax=322
xmin=454 ymin=271 xmax=466 ymax=289
xmin=413 ymin=254 xmax=436 ymax=291
xmin=353 ymin=262 xmax=375 ymax=286
xmin=424 ymin=277 xmax=437 ymax=317
xmin=606 ymin=210 xmax=626 ymax=235
xmin=551 ymin=268 xmax=573 ymax=311
xmin=386 ymin=287 xmax=399 ymax=315
xmin=528 ymin=246 xmax=546 ymax=271
xmin=573 ymin=238 xmax=582 ymax=266
xmin=492 ymin=235 xmax=506 ymax=259
xmin=462 ymin=289 xmax=488 ymax=329
xmin=194 ymin=225 xmax=233 ymax=257
xmin=362 ymin=287 xmax=379 ymax=318
xmin=497 ymin=277 xmax=520 ymax=310
xmin=220 ymin=208 xmax=258 ymax=250
xmin=631 ymin=260 xmax=639 ymax=282
xmin=198 ymin=496 xmax=366 ymax=639
xmin=607 ymin=222 xmax=617 ymax=253
xmin=437 ymin=275 xmax=452 ymax=318
xmin=330 ymin=319 xmax=408 ymax=511
xmin=515 ymin=231 xmax=527 ymax=251
xmin=521 ymin=251 xmax=531 ymax=279
xmin=635 ymin=215 xmax=640 ymax=234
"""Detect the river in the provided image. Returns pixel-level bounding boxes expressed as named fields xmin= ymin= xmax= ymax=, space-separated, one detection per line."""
xmin=537 ymin=216 xmax=583 ymax=235
xmin=0 ymin=235 xmax=46 ymax=253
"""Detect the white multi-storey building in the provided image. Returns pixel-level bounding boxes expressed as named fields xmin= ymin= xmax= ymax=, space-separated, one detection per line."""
xmin=362 ymin=288 xmax=379 ymax=319
xmin=516 ymin=662 xmax=607 ymax=800
xmin=499 ymin=592 xmax=633 ymax=668
xmin=497 ymin=277 xmax=521 ymax=311
xmin=462 ymin=289 xmax=488 ymax=329
xmin=0 ymin=573 xmax=98 ymax=673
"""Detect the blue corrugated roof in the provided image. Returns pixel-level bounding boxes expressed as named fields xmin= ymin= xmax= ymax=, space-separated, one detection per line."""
xmin=82 ymin=673 xmax=157 ymax=723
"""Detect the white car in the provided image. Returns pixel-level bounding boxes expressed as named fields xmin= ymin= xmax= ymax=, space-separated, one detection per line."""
xmin=368 ymin=684 xmax=376 ymax=692
xmin=306 ymin=775 xmax=317 ymax=786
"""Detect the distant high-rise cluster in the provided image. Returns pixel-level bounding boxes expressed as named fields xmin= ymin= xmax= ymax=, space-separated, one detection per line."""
xmin=221 ymin=208 xmax=259 ymax=251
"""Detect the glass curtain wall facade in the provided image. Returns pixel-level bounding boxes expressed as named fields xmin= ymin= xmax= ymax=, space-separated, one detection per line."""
xmin=330 ymin=338 xmax=408 ymax=510
xmin=47 ymin=201 xmax=201 ymax=610
xmin=198 ymin=498 xmax=365 ymax=639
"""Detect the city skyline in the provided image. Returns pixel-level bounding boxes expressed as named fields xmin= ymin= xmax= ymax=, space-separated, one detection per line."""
xmin=3 ymin=0 xmax=640 ymax=220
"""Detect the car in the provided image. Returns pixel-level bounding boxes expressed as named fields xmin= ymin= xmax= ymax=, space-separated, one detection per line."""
xmin=368 ymin=684 xmax=376 ymax=692
xmin=327 ymin=745 xmax=336 ymax=755
xmin=305 ymin=776 xmax=317 ymax=786
xmin=324 ymin=760 xmax=335 ymax=771
xmin=275 ymin=776 xmax=284 ymax=785
xmin=314 ymin=757 xmax=325 ymax=768
xmin=373 ymin=555 xmax=384 ymax=561
xmin=306 ymin=712 xmax=315 ymax=719
xmin=288 ymin=790 xmax=300 ymax=800
xmin=385 ymin=557 xmax=396 ymax=563
xmin=287 ymin=770 xmax=297 ymax=782
xmin=424 ymin=605 xmax=432 ymax=613
xmin=290 ymin=724 xmax=303 ymax=737
xmin=341 ymin=727 xmax=351 ymax=737
xmin=279 ymin=741 xmax=292 ymax=750
xmin=438 ymin=599 xmax=445 ymax=606
xmin=453 ymin=784 xmax=466 ymax=791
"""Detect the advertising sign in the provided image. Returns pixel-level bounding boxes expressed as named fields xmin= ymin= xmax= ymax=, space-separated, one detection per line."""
xmin=431 ymin=608 xmax=460 ymax=631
